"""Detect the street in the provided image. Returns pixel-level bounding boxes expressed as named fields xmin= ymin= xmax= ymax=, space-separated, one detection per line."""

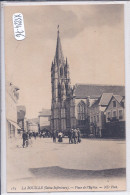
xmin=7 ymin=137 xmax=126 ymax=192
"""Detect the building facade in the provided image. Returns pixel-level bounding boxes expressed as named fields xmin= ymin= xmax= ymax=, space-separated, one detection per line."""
xmin=51 ymin=29 xmax=76 ymax=132
xmin=27 ymin=118 xmax=39 ymax=133
xmin=39 ymin=108 xmax=51 ymax=131
xmin=105 ymin=95 xmax=125 ymax=138
xmin=17 ymin=105 xmax=26 ymax=133
xmin=6 ymin=81 xmax=21 ymax=138
xmin=89 ymin=93 xmax=113 ymax=137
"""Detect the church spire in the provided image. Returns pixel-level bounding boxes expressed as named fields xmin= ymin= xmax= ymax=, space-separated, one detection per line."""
xmin=55 ymin=25 xmax=64 ymax=65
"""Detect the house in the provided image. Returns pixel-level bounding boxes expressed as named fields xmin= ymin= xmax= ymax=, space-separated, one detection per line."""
xmin=104 ymin=95 xmax=125 ymax=138
xmin=17 ymin=105 xmax=26 ymax=133
xmin=38 ymin=109 xmax=51 ymax=131
xmin=6 ymin=81 xmax=21 ymax=138
xmin=27 ymin=118 xmax=39 ymax=133
xmin=89 ymin=93 xmax=113 ymax=137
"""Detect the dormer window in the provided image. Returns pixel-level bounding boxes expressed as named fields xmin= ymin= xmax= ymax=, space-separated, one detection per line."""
xmin=113 ymin=101 xmax=116 ymax=108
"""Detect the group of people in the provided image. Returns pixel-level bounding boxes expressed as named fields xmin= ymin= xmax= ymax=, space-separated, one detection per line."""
xmin=22 ymin=131 xmax=37 ymax=148
xmin=39 ymin=131 xmax=51 ymax=138
xmin=68 ymin=128 xmax=81 ymax=144
xmin=52 ymin=131 xmax=63 ymax=143
xmin=22 ymin=128 xmax=81 ymax=147
xmin=52 ymin=128 xmax=81 ymax=144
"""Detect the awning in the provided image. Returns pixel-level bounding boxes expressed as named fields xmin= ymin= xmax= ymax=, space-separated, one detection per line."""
xmin=7 ymin=119 xmax=21 ymax=129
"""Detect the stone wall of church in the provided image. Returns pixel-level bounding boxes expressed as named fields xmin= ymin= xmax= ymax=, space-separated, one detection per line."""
xmin=74 ymin=98 xmax=90 ymax=135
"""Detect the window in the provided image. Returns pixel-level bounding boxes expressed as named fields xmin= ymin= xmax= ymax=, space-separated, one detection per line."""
xmin=10 ymin=124 xmax=15 ymax=137
xmin=119 ymin=110 xmax=123 ymax=119
xmin=121 ymin=102 xmax=124 ymax=107
xmin=94 ymin=116 xmax=96 ymax=123
xmin=60 ymin=67 xmax=63 ymax=76
xmin=77 ymin=101 xmax=86 ymax=125
xmin=91 ymin=117 xmax=93 ymax=123
xmin=108 ymin=112 xmax=111 ymax=118
xmin=65 ymin=84 xmax=68 ymax=92
xmin=113 ymin=101 xmax=116 ymax=108
xmin=64 ymin=66 xmax=67 ymax=77
xmin=58 ymin=84 xmax=61 ymax=98
xmin=113 ymin=111 xmax=116 ymax=117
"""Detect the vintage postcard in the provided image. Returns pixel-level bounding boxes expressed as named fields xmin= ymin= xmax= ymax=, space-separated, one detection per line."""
xmin=3 ymin=2 xmax=126 ymax=192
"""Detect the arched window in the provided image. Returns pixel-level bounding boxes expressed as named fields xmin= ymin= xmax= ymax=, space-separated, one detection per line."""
xmin=58 ymin=83 xmax=61 ymax=99
xmin=64 ymin=65 xmax=67 ymax=77
xmin=65 ymin=84 xmax=68 ymax=95
xmin=77 ymin=101 xmax=86 ymax=125
xmin=60 ymin=67 xmax=63 ymax=77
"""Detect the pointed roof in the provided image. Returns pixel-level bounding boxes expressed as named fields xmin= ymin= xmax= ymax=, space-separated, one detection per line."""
xmin=91 ymin=93 xmax=121 ymax=108
xmin=91 ymin=98 xmax=101 ymax=108
xmin=99 ymin=93 xmax=113 ymax=106
xmin=113 ymin=95 xmax=123 ymax=103
xmin=55 ymin=27 xmax=64 ymax=65
xmin=105 ymin=95 xmax=124 ymax=112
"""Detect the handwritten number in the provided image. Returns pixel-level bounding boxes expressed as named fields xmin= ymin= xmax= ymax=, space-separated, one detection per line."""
xmin=13 ymin=13 xmax=25 ymax=40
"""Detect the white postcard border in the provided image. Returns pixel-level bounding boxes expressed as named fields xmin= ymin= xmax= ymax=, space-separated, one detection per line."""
xmin=1 ymin=1 xmax=130 ymax=195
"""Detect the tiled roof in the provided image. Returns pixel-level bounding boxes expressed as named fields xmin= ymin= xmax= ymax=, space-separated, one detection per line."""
xmin=74 ymin=84 xmax=125 ymax=98
xmin=99 ymin=93 xmax=113 ymax=106
xmin=113 ymin=95 xmax=123 ymax=103
xmin=91 ymin=93 xmax=122 ymax=108
xmin=91 ymin=98 xmax=101 ymax=108
xmin=105 ymin=95 xmax=124 ymax=111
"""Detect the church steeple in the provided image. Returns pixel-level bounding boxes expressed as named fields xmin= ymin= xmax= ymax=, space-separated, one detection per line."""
xmin=55 ymin=25 xmax=64 ymax=65
xmin=51 ymin=27 xmax=76 ymax=132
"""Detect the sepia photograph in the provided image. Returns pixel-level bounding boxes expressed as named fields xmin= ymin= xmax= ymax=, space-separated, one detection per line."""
xmin=4 ymin=3 xmax=126 ymax=192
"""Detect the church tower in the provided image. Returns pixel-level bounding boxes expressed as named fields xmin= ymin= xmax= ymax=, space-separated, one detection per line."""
xmin=51 ymin=27 xmax=76 ymax=132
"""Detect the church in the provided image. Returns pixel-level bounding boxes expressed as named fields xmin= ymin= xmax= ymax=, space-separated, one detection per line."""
xmin=50 ymin=28 xmax=125 ymax=136
xmin=50 ymin=28 xmax=76 ymax=133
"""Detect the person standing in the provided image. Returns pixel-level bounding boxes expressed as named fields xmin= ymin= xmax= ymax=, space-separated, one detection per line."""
xmin=77 ymin=128 xmax=81 ymax=143
xmin=34 ymin=132 xmax=36 ymax=140
xmin=28 ymin=132 xmax=32 ymax=147
xmin=73 ymin=128 xmax=78 ymax=144
xmin=25 ymin=132 xmax=29 ymax=147
xmin=58 ymin=131 xmax=63 ymax=142
xmin=53 ymin=130 xmax=56 ymax=143
xmin=22 ymin=130 xmax=27 ymax=148
xmin=69 ymin=129 xmax=74 ymax=144
xmin=68 ymin=129 xmax=72 ymax=144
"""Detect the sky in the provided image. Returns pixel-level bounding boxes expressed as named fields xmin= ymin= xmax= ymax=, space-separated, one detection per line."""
xmin=4 ymin=4 xmax=125 ymax=119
